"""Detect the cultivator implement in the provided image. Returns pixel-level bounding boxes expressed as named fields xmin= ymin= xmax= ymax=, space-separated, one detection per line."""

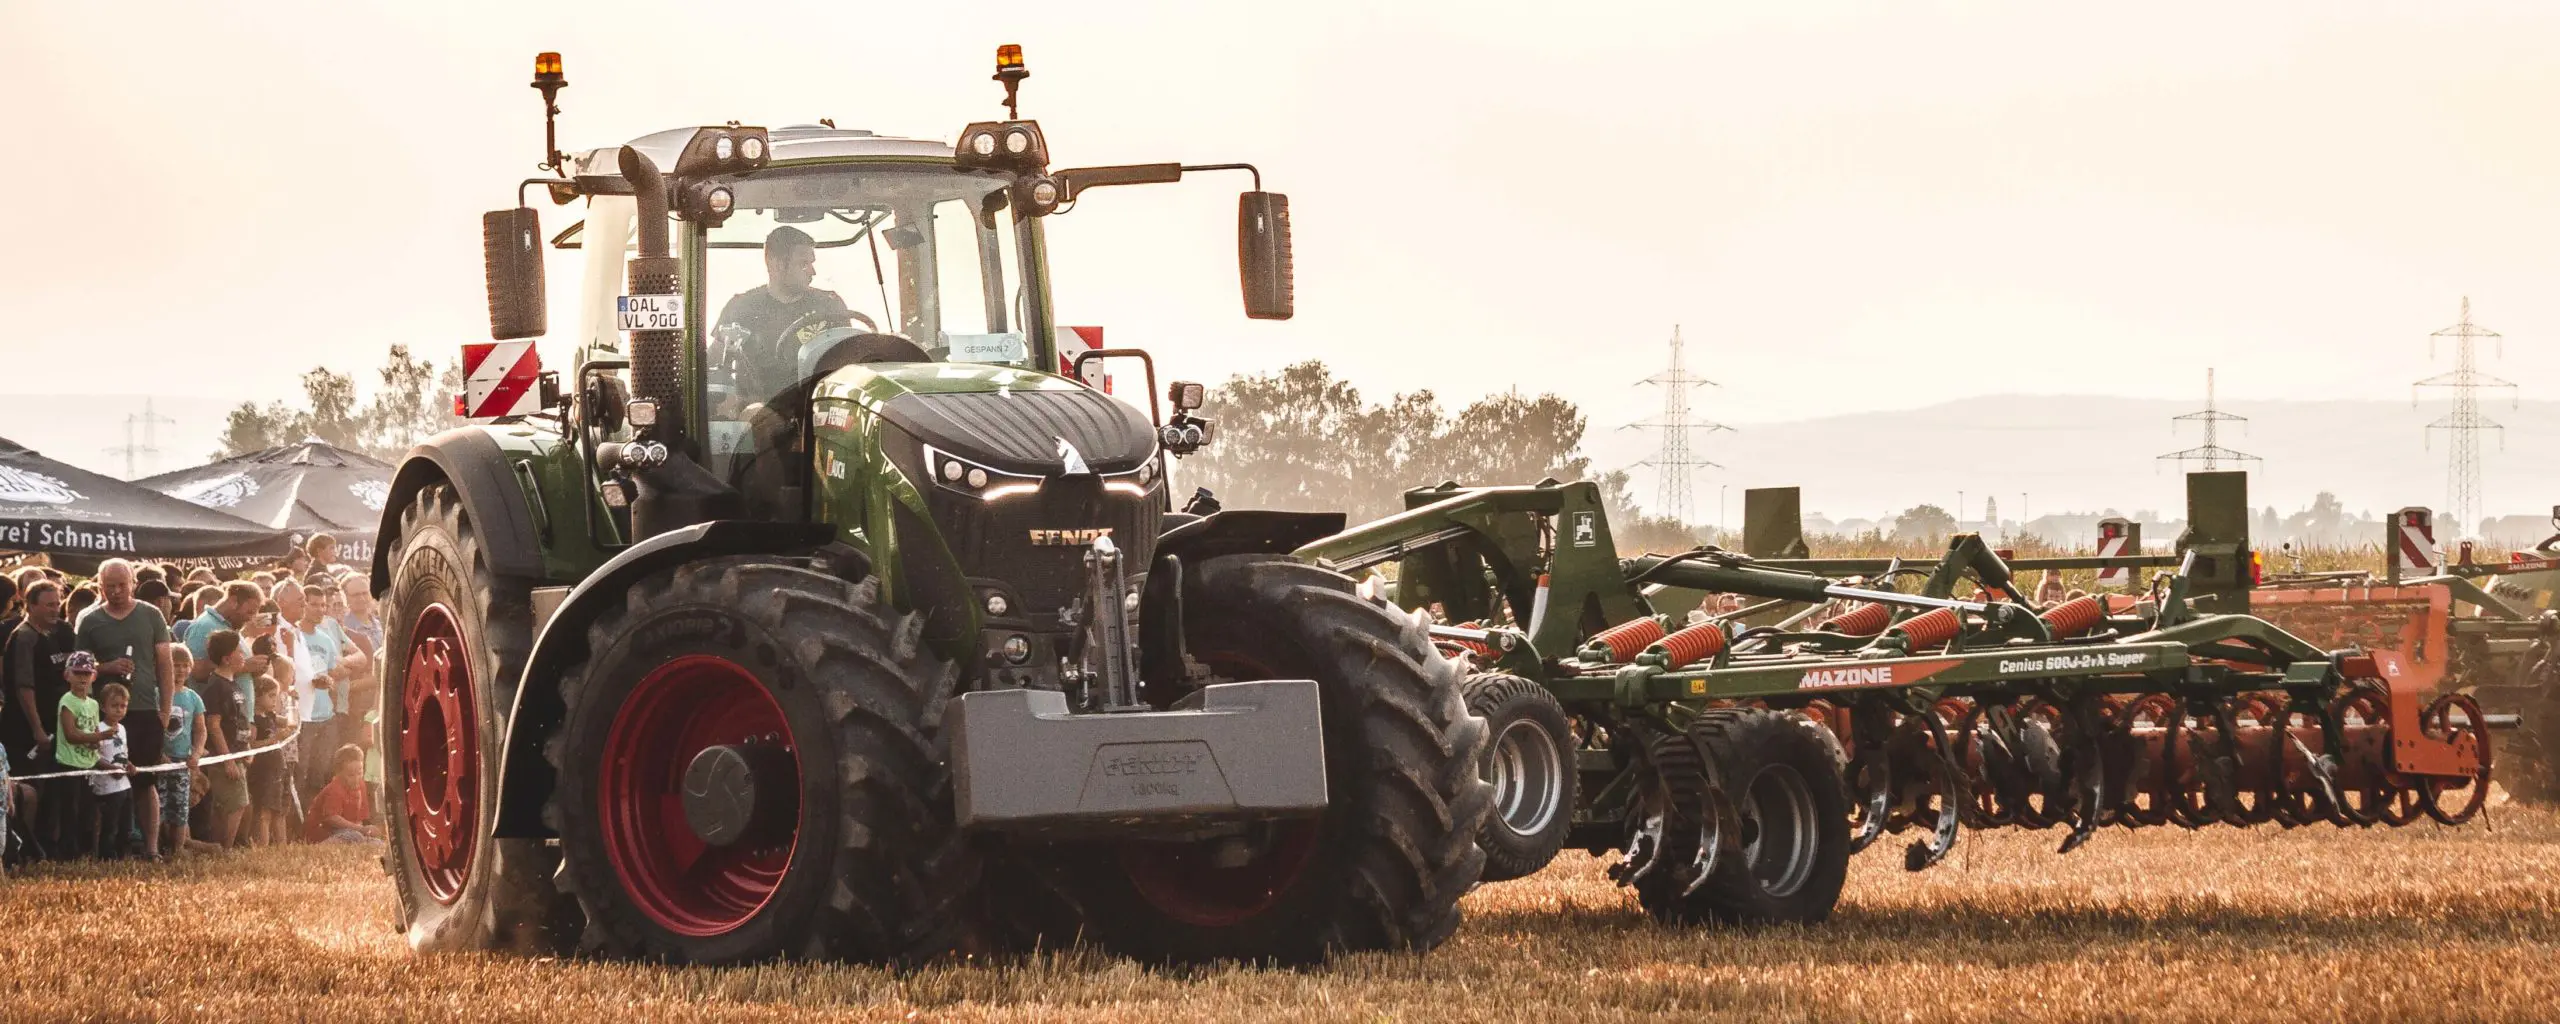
xmin=1298 ymin=471 xmax=2498 ymax=925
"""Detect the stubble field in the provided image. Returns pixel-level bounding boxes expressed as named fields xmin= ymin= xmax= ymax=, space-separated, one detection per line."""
xmin=3 ymin=804 xmax=2556 ymax=1023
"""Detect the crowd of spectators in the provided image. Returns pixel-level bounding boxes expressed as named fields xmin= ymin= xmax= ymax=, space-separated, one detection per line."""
xmin=0 ymin=534 xmax=383 ymax=873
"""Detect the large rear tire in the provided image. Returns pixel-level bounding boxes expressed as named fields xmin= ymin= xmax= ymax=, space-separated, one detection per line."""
xmin=1006 ymin=555 xmax=1490 ymax=964
xmin=381 ymin=483 xmax=579 ymax=953
xmin=546 ymin=558 xmax=971 ymax=964
xmin=1464 ymin=673 xmax=1575 ymax=883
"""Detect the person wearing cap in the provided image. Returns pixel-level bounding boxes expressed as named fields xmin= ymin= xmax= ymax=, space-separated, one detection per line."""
xmin=54 ymin=651 xmax=112 ymax=857
xmin=75 ymin=559 xmax=176 ymax=860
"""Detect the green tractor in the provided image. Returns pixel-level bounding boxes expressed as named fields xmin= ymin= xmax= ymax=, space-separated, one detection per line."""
xmin=372 ymin=48 xmax=1488 ymax=965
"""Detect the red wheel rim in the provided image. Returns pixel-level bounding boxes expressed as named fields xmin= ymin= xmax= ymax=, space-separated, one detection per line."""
xmin=1118 ymin=646 xmax=1321 ymax=928
xmin=401 ymin=603 xmax=477 ymax=905
xmin=599 ymin=655 xmax=801 ymax=937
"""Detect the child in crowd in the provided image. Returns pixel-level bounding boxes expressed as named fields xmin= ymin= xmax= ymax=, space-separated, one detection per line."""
xmin=162 ymin=648 xmax=207 ymax=858
xmin=53 ymin=652 xmax=110 ymax=857
xmin=250 ymin=674 xmax=289 ymax=848
xmin=89 ymin=683 xmax=136 ymax=860
xmin=191 ymin=630 xmax=253 ymax=848
xmin=302 ymin=744 xmax=378 ymax=845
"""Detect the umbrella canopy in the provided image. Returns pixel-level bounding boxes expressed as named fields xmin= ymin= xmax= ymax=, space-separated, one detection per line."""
xmin=139 ymin=440 xmax=395 ymax=562
xmin=0 ymin=437 xmax=289 ymax=561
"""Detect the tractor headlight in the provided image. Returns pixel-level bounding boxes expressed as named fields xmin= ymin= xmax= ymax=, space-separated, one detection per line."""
xmin=713 ymin=133 xmax=736 ymax=162
xmin=705 ymin=186 xmax=734 ymax=217
xmin=1001 ymin=634 xmax=1031 ymax=664
xmin=925 ymin=445 xmax=1040 ymax=500
xmin=969 ymin=131 xmax=998 ymax=157
xmin=740 ymin=135 xmax=765 ymax=162
xmin=1004 ymin=127 xmax=1032 ymax=154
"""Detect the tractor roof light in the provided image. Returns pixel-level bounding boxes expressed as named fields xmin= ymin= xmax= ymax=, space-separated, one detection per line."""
xmin=953 ymin=120 xmax=1048 ymax=173
xmin=673 ymin=125 xmax=770 ymax=177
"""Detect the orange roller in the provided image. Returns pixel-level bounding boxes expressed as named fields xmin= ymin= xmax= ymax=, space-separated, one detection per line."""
xmin=1655 ymin=621 xmax=1730 ymax=668
xmin=2040 ymin=595 xmax=2106 ymax=638
xmin=1891 ymin=607 xmax=1961 ymax=650
xmin=1586 ymin=616 xmax=1667 ymax=663
xmin=1822 ymin=602 xmax=1891 ymax=637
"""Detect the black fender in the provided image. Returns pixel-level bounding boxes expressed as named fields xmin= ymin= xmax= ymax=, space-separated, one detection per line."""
xmin=369 ymin=428 xmax=547 ymax=597
xmin=1140 ymin=509 xmax=1349 ymax=688
xmin=492 ymin=519 xmax=833 ymax=837
xmin=1154 ymin=509 xmax=1347 ymax=568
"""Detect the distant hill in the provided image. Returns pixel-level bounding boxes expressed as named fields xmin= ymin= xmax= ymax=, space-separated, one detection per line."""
xmin=1622 ymin=395 xmax=2560 ymax=534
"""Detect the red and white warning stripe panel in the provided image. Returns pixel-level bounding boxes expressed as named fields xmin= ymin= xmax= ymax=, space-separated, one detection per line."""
xmin=461 ymin=341 xmax=543 ymax=419
xmin=2095 ymin=518 xmax=2134 ymax=590
xmin=2393 ymin=507 xmax=2439 ymax=574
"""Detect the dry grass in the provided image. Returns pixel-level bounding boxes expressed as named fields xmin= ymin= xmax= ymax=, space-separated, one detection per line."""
xmin=5 ymin=807 xmax=2558 ymax=1023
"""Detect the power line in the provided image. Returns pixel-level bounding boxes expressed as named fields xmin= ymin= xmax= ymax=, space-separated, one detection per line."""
xmin=1624 ymin=325 xmax=1731 ymax=523
xmin=2157 ymin=367 xmax=2259 ymax=471
xmin=2415 ymin=296 xmax=2517 ymax=539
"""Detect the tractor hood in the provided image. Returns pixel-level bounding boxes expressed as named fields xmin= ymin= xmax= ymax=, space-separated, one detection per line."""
xmin=827 ymin=363 xmax=1157 ymax=478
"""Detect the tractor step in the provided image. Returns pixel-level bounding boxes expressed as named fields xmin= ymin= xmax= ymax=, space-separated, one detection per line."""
xmin=949 ymin=679 xmax=1328 ymax=836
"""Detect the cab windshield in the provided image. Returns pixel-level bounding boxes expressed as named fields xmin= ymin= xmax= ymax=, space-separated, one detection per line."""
xmin=702 ymin=165 xmax=1033 ymax=417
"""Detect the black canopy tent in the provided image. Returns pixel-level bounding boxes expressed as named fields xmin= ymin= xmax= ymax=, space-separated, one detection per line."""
xmin=139 ymin=440 xmax=395 ymax=563
xmin=0 ymin=437 xmax=289 ymax=564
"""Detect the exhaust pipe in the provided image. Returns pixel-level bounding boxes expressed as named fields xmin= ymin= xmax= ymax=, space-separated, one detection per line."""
xmin=616 ymin=145 xmax=737 ymax=539
xmin=620 ymin=146 xmax=682 ymax=453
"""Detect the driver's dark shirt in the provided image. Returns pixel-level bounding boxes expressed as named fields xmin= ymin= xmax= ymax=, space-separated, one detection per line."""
xmin=714 ymin=286 xmax=850 ymax=403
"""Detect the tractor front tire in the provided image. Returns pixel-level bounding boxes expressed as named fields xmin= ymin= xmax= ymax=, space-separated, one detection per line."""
xmin=381 ymin=483 xmax=578 ymax=953
xmin=1014 ymin=555 xmax=1490 ymax=964
xmin=1464 ymin=673 xmax=1576 ymax=883
xmin=547 ymin=558 xmax=971 ymax=964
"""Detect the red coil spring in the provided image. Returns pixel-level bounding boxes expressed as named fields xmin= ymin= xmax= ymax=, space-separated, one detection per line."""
xmin=1587 ymin=616 xmax=1667 ymax=663
xmin=1822 ymin=602 xmax=1891 ymax=636
xmin=1891 ymin=607 xmax=1961 ymax=649
xmin=2040 ymin=595 xmax=2105 ymax=638
xmin=1655 ymin=621 xmax=1729 ymax=668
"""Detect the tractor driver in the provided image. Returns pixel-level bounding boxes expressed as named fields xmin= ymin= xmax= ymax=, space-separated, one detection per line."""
xmin=712 ymin=226 xmax=850 ymax=412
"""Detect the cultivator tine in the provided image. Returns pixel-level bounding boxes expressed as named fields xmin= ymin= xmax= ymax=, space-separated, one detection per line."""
xmin=2057 ymin=694 xmax=2111 ymax=855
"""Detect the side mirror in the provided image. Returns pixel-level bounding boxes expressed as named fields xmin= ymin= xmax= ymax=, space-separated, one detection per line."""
xmin=482 ymin=208 xmax=547 ymax=340
xmin=1238 ymin=192 xmax=1293 ymax=320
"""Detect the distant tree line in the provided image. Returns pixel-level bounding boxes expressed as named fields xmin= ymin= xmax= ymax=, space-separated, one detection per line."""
xmin=218 ymin=345 xmax=464 ymax=462
xmin=1173 ymin=361 xmax=1700 ymax=552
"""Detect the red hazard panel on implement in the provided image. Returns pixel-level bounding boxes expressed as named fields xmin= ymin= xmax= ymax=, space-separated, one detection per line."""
xmin=462 ymin=341 xmax=542 ymax=419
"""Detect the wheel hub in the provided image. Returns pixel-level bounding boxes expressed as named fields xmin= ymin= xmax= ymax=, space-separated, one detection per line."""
xmin=599 ymin=655 xmax=801 ymax=938
xmin=1487 ymin=717 xmax=1564 ymax=837
xmin=682 ymin=742 xmax=794 ymax=848
xmin=400 ymin=604 xmax=477 ymax=905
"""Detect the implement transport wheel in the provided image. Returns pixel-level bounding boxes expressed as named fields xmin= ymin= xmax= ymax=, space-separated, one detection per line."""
xmin=1019 ymin=555 xmax=1490 ymax=964
xmin=548 ymin=558 xmax=969 ymax=964
xmin=1464 ymin=672 xmax=1577 ymax=883
xmin=1687 ymin=708 xmax=1850 ymax=925
xmin=381 ymin=483 xmax=579 ymax=953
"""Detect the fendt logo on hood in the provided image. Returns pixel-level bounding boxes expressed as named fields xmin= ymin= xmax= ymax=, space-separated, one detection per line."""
xmin=1030 ymin=527 xmax=1113 ymax=546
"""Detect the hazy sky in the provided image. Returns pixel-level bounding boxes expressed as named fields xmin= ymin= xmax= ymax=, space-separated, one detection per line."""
xmin=5 ymin=1 xmax=2556 ymax=516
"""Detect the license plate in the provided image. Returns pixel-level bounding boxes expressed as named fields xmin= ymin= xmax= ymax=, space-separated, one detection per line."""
xmin=616 ymin=294 xmax=684 ymax=332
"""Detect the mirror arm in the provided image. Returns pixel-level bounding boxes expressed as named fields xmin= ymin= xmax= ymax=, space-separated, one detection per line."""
xmin=518 ymin=177 xmax=577 ymax=207
xmin=1179 ymin=163 xmax=1261 ymax=191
